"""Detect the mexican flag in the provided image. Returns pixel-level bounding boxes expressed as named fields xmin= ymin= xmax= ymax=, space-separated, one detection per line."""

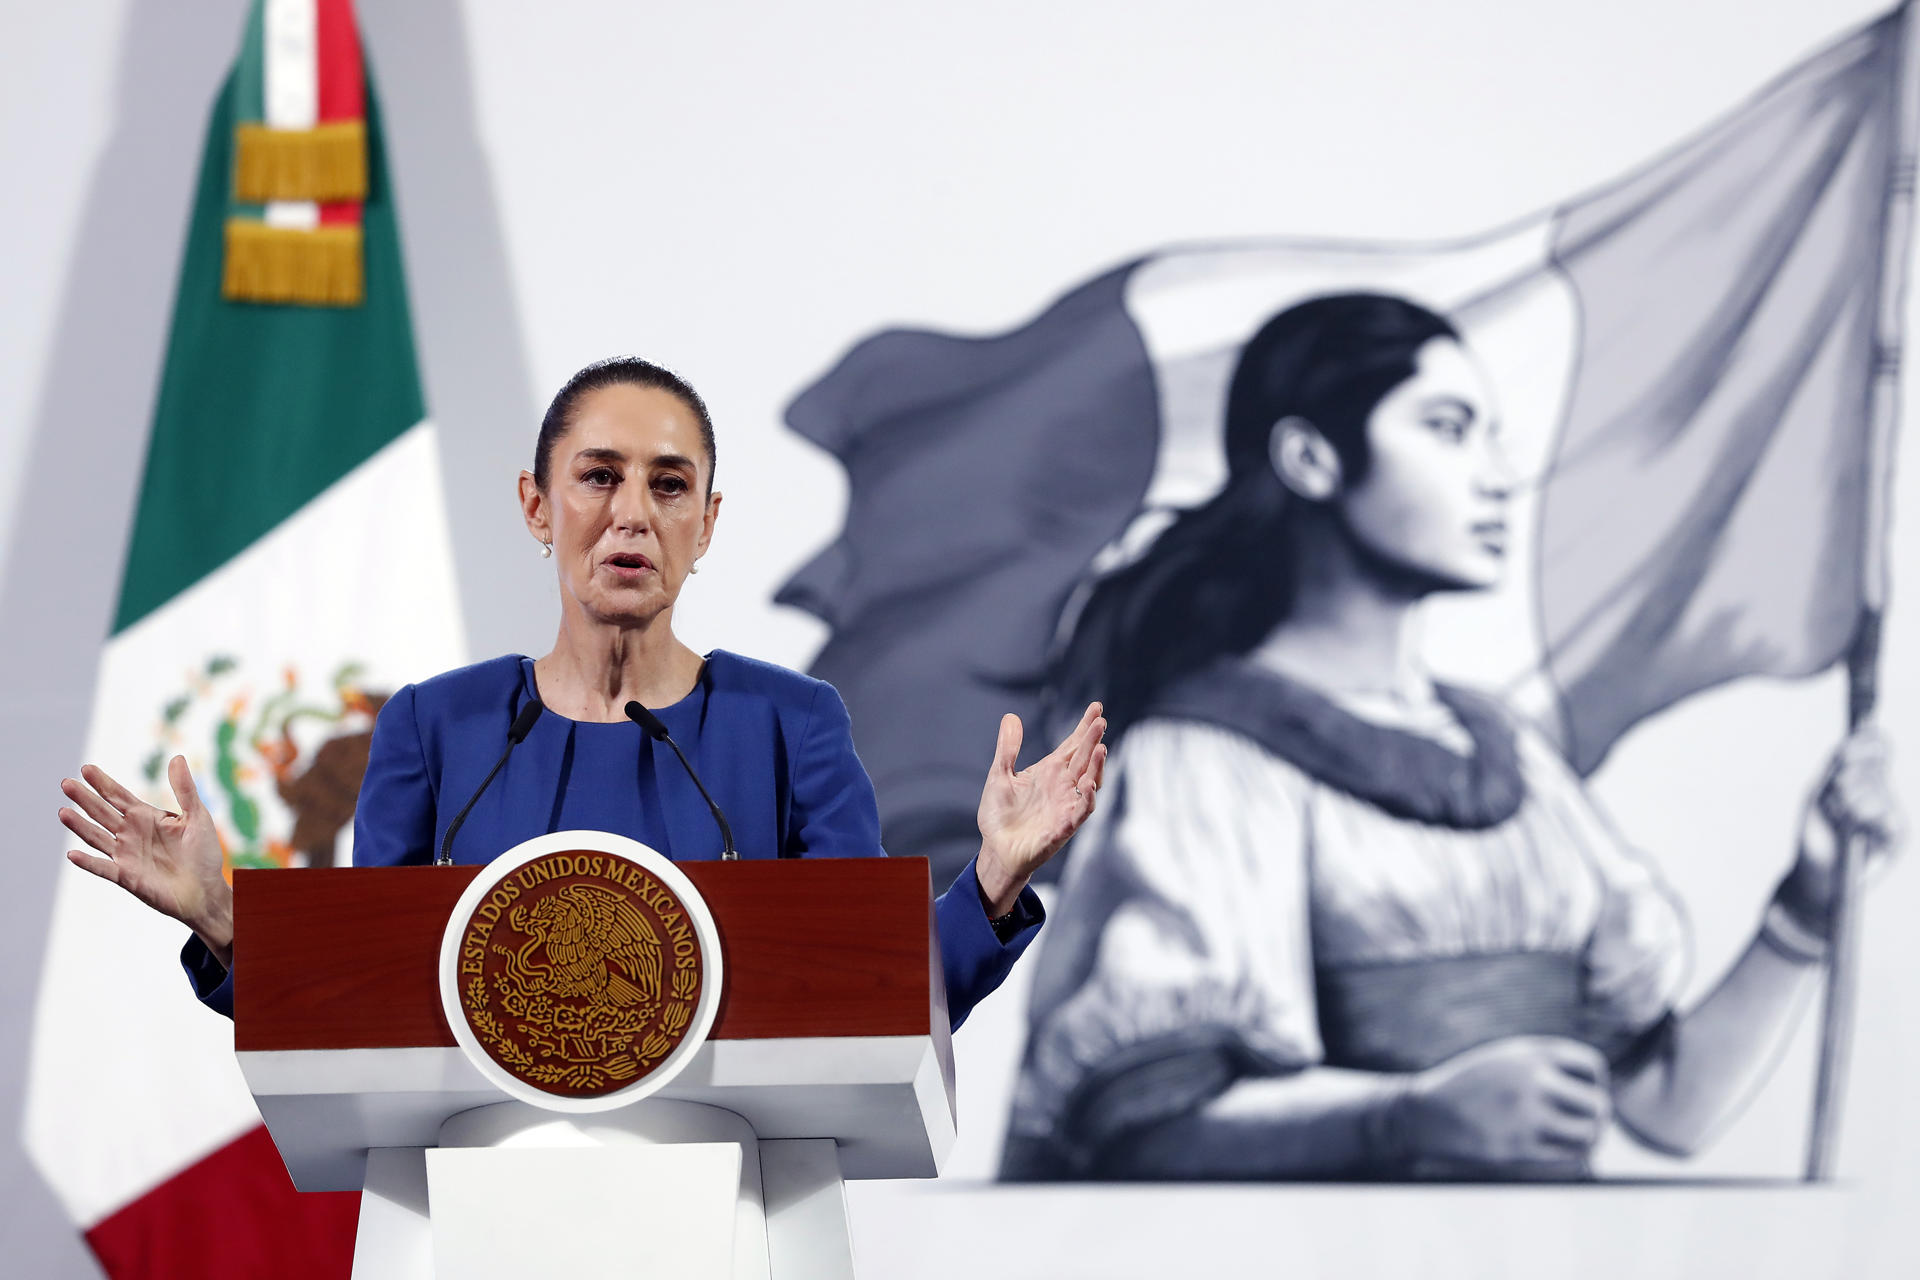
xmin=782 ymin=1 xmax=1914 ymax=886
xmin=23 ymin=2 xmax=464 ymax=1275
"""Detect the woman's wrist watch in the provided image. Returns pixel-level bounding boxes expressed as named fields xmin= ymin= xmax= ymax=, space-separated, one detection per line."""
xmin=977 ymin=877 xmax=1021 ymax=942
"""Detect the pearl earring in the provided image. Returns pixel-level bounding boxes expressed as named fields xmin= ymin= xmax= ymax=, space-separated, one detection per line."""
xmin=540 ymin=541 xmax=552 ymax=559
xmin=690 ymin=560 xmax=701 ymax=574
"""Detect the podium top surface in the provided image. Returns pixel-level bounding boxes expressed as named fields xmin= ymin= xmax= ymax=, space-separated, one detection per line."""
xmin=233 ymin=857 xmax=942 ymax=1052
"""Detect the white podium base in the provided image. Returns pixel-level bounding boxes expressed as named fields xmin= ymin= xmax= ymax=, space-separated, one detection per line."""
xmin=348 ymin=1099 xmax=856 ymax=1280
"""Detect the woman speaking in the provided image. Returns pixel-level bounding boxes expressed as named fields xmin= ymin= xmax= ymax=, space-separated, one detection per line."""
xmin=58 ymin=357 xmax=1109 ymax=1031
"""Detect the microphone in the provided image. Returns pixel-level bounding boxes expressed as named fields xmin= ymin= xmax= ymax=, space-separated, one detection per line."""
xmin=625 ymin=700 xmax=739 ymax=860
xmin=435 ymin=699 xmax=545 ymax=865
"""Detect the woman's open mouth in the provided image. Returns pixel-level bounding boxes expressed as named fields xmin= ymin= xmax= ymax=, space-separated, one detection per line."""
xmin=603 ymin=552 xmax=655 ymax=577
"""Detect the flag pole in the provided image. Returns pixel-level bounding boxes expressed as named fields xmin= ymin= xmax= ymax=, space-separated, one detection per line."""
xmin=1805 ymin=0 xmax=1918 ymax=1184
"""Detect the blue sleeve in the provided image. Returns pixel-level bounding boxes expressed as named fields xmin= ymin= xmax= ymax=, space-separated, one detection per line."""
xmin=179 ymin=933 xmax=234 ymax=1018
xmin=788 ymin=682 xmax=1045 ymax=1031
xmin=935 ymin=857 xmax=1045 ymax=1032
xmin=178 ymin=682 xmax=437 ymax=1017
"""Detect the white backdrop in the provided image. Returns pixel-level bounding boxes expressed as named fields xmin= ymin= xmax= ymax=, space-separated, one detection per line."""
xmin=4 ymin=1 xmax=1917 ymax=1276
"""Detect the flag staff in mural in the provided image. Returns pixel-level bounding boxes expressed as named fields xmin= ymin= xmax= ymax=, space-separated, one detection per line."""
xmin=1807 ymin=0 xmax=1920 ymax=1186
xmin=783 ymin=2 xmax=1916 ymax=1181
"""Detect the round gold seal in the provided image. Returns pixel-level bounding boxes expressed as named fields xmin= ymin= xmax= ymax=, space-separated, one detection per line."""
xmin=454 ymin=848 xmax=706 ymax=1098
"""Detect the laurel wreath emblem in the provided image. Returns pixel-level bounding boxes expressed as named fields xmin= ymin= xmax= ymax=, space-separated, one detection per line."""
xmin=455 ymin=852 xmax=707 ymax=1098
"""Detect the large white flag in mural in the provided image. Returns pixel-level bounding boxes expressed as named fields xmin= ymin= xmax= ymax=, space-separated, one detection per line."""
xmin=784 ymin=3 xmax=1908 ymax=884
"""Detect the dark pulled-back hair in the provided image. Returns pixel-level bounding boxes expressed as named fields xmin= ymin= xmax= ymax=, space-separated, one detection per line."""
xmin=534 ymin=356 xmax=718 ymax=492
xmin=1051 ymin=293 xmax=1458 ymax=740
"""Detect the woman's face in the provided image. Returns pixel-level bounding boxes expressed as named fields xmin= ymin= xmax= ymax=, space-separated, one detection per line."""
xmin=520 ymin=383 xmax=720 ymax=629
xmin=1336 ymin=336 xmax=1512 ymax=591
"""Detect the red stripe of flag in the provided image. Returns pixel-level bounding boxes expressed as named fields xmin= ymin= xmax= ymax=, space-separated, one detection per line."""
xmin=315 ymin=0 xmax=363 ymax=123
xmin=317 ymin=0 xmax=364 ymax=227
xmin=84 ymin=1126 xmax=359 ymax=1280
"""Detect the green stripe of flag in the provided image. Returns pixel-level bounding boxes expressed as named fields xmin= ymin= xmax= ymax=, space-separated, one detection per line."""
xmin=232 ymin=0 xmax=266 ymax=126
xmin=229 ymin=0 xmax=266 ymax=222
xmin=112 ymin=66 xmax=424 ymax=635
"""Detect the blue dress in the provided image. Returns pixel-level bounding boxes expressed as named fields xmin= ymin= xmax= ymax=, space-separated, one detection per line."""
xmin=185 ymin=650 xmax=1044 ymax=1030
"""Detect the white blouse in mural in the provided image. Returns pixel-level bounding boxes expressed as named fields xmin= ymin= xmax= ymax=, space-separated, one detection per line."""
xmin=1008 ymin=705 xmax=1690 ymax=1154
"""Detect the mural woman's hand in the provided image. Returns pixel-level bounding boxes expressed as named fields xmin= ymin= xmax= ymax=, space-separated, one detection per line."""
xmin=975 ymin=702 xmax=1108 ymax=915
xmin=58 ymin=756 xmax=234 ymax=967
xmin=1783 ymin=723 xmax=1904 ymax=923
xmin=1398 ymin=1035 xmax=1610 ymax=1170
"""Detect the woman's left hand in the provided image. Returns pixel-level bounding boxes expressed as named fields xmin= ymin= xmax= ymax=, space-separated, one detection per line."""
xmin=1784 ymin=722 xmax=1904 ymax=920
xmin=974 ymin=702 xmax=1108 ymax=915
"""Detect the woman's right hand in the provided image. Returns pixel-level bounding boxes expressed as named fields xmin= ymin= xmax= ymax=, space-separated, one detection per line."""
xmin=1397 ymin=1035 xmax=1611 ymax=1171
xmin=59 ymin=756 xmax=234 ymax=967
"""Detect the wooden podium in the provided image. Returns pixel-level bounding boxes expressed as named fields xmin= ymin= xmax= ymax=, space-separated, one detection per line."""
xmin=233 ymin=842 xmax=957 ymax=1279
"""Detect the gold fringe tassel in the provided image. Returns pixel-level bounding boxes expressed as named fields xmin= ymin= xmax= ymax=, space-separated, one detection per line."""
xmin=233 ymin=121 xmax=368 ymax=203
xmin=222 ymin=220 xmax=364 ymax=306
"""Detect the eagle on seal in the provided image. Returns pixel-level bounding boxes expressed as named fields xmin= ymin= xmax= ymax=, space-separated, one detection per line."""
xmin=505 ymin=883 xmax=664 ymax=1007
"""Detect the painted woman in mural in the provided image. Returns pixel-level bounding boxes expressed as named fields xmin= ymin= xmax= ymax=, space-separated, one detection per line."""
xmin=999 ymin=293 xmax=1902 ymax=1181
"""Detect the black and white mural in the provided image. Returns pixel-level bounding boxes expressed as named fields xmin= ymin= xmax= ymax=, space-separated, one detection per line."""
xmin=783 ymin=3 xmax=1910 ymax=1183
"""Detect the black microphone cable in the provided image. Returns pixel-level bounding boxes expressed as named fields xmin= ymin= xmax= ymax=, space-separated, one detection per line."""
xmin=435 ymin=699 xmax=545 ymax=865
xmin=625 ymin=700 xmax=740 ymax=860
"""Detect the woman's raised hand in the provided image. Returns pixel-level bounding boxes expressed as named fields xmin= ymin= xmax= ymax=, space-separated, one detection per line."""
xmin=1782 ymin=723 xmax=1904 ymax=923
xmin=59 ymin=756 xmax=234 ymax=967
xmin=974 ymin=702 xmax=1108 ymax=915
